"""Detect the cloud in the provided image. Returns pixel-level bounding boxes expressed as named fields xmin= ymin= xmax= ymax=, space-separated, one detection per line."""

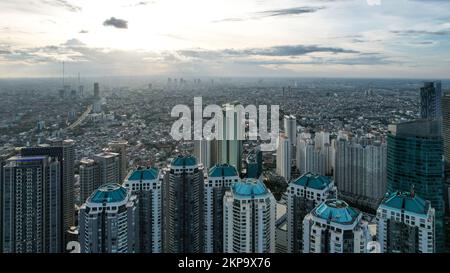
xmin=391 ymin=29 xmax=450 ymax=36
xmin=62 ymin=39 xmax=86 ymax=47
xmin=177 ymin=44 xmax=358 ymax=60
xmin=42 ymin=0 xmax=82 ymax=12
xmin=103 ymin=17 xmax=128 ymax=29
xmin=257 ymin=6 xmax=325 ymax=17
xmin=213 ymin=6 xmax=324 ymax=23
xmin=212 ymin=18 xmax=244 ymax=23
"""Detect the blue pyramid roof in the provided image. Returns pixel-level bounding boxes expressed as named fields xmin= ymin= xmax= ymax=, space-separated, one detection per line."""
xmin=209 ymin=164 xmax=238 ymax=177
xmin=89 ymin=184 xmax=128 ymax=203
xmin=313 ymin=199 xmax=360 ymax=224
xmin=232 ymin=178 xmax=268 ymax=197
xmin=381 ymin=191 xmax=430 ymax=215
xmin=292 ymin=172 xmax=331 ymax=190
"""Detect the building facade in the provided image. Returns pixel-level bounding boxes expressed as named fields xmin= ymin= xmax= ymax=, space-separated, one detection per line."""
xmin=2 ymin=156 xmax=62 ymax=253
xmin=303 ymin=199 xmax=368 ymax=253
xmin=420 ymin=81 xmax=442 ymax=120
xmin=79 ymin=158 xmax=100 ymax=205
xmin=223 ymin=178 xmax=276 ymax=253
xmin=162 ymin=155 xmax=204 ymax=253
xmin=387 ymin=120 xmax=445 ymax=251
xmin=276 ymin=134 xmax=291 ymax=182
xmin=78 ymin=184 xmax=139 ymax=253
xmin=377 ymin=191 xmax=435 ymax=253
xmin=334 ymin=135 xmax=387 ymax=209
xmin=287 ymin=173 xmax=335 ymax=253
xmin=123 ymin=167 xmax=162 ymax=253
xmin=204 ymin=164 xmax=240 ymax=253
xmin=93 ymin=151 xmax=120 ymax=186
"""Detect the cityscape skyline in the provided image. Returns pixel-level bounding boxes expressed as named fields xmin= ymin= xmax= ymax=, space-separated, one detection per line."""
xmin=1 ymin=0 xmax=450 ymax=261
xmin=1 ymin=0 xmax=450 ymax=78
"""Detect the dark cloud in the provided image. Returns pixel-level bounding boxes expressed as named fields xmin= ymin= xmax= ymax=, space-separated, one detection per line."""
xmin=391 ymin=29 xmax=450 ymax=36
xmin=236 ymin=53 xmax=396 ymax=66
xmin=178 ymin=44 xmax=358 ymax=60
xmin=213 ymin=6 xmax=324 ymax=23
xmin=103 ymin=17 xmax=128 ymax=29
xmin=42 ymin=0 xmax=82 ymax=12
xmin=257 ymin=6 xmax=325 ymax=17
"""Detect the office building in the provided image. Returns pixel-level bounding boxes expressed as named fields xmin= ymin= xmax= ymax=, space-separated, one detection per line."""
xmin=20 ymin=139 xmax=75 ymax=243
xmin=162 ymin=155 xmax=204 ymax=253
xmin=420 ymin=81 xmax=442 ymax=120
xmin=387 ymin=120 xmax=445 ymax=251
xmin=377 ymin=191 xmax=435 ymax=253
xmin=287 ymin=173 xmax=336 ymax=253
xmin=194 ymin=139 xmax=214 ymax=170
xmin=284 ymin=115 xmax=297 ymax=148
xmin=108 ymin=140 xmax=128 ymax=181
xmin=223 ymin=178 xmax=276 ymax=253
xmin=78 ymin=184 xmax=139 ymax=253
xmin=303 ymin=199 xmax=369 ymax=253
xmin=2 ymin=156 xmax=62 ymax=253
xmin=217 ymin=103 xmax=243 ymax=174
xmin=276 ymin=134 xmax=291 ymax=181
xmin=246 ymin=147 xmax=262 ymax=179
xmin=79 ymin=158 xmax=100 ymax=205
xmin=442 ymin=94 xmax=450 ymax=251
xmin=93 ymin=151 xmax=120 ymax=186
xmin=93 ymin=82 xmax=100 ymax=98
xmin=204 ymin=164 xmax=240 ymax=253
xmin=123 ymin=167 xmax=162 ymax=253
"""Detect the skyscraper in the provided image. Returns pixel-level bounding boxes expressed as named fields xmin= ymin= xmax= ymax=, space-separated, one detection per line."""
xmin=287 ymin=173 xmax=335 ymax=253
xmin=2 ymin=155 xmax=62 ymax=253
xmin=376 ymin=191 xmax=435 ymax=253
xmin=387 ymin=120 xmax=445 ymax=251
xmin=79 ymin=158 xmax=100 ymax=204
xmin=420 ymin=81 xmax=442 ymax=120
xmin=93 ymin=151 xmax=120 ymax=185
xmin=283 ymin=115 xmax=297 ymax=147
xmin=0 ymin=149 xmax=16 ymax=252
xmin=442 ymin=94 xmax=450 ymax=251
xmin=20 ymin=139 xmax=75 ymax=245
xmin=162 ymin=155 xmax=204 ymax=253
xmin=194 ymin=139 xmax=214 ymax=170
xmin=246 ymin=147 xmax=263 ymax=179
xmin=108 ymin=140 xmax=128 ymax=181
xmin=93 ymin=82 xmax=100 ymax=98
xmin=123 ymin=167 xmax=162 ymax=253
xmin=303 ymin=199 xmax=369 ymax=253
xmin=223 ymin=178 xmax=276 ymax=253
xmin=296 ymin=135 xmax=333 ymax=177
xmin=217 ymin=103 xmax=243 ymax=174
xmin=276 ymin=134 xmax=291 ymax=181
xmin=334 ymin=135 xmax=387 ymax=209
xmin=204 ymin=164 xmax=240 ymax=253
xmin=78 ymin=184 xmax=139 ymax=253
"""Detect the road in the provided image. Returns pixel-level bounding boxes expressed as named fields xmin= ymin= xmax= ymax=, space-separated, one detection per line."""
xmin=67 ymin=104 xmax=92 ymax=130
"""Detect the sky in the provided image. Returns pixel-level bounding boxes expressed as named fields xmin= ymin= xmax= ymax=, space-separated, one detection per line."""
xmin=0 ymin=0 xmax=450 ymax=78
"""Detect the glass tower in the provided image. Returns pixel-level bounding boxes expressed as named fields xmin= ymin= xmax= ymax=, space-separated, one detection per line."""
xmin=387 ymin=120 xmax=445 ymax=251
